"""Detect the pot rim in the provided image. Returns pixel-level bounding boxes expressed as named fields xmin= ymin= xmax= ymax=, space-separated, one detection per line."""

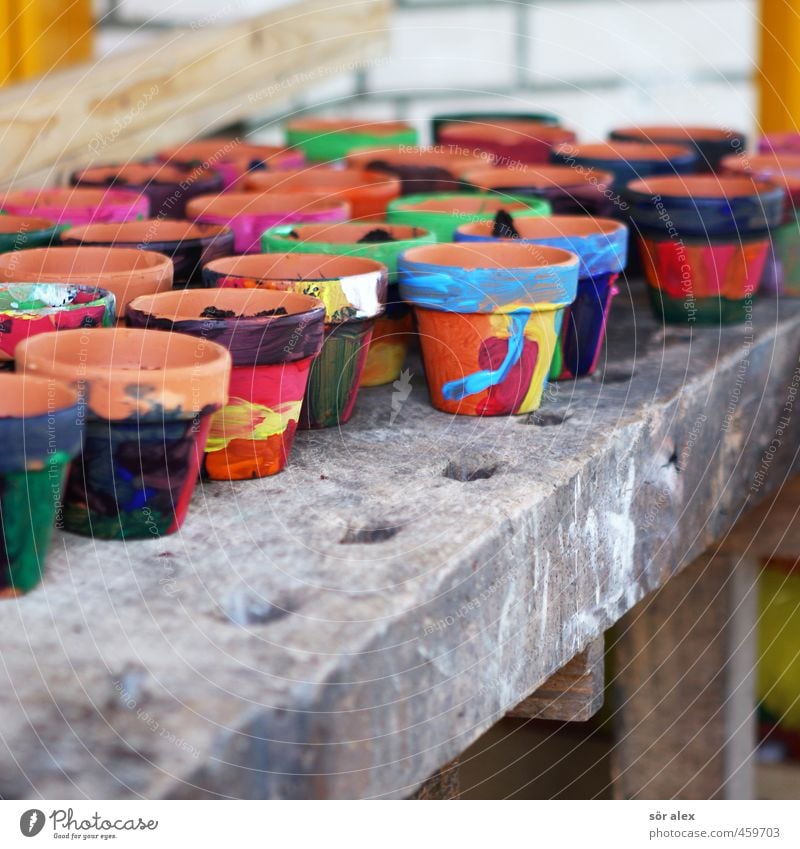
xmin=205 ymin=251 xmax=387 ymax=280
xmin=288 ymin=118 xmax=414 ymax=135
xmin=555 ymin=141 xmax=696 ymax=162
xmin=460 ymin=164 xmax=615 ymax=189
xmin=440 ymin=121 xmax=575 ymax=145
xmin=0 ymin=214 xmax=59 ymax=235
xmin=158 ymin=139 xmax=299 ymax=166
xmin=186 ymin=191 xmax=349 ymax=217
xmin=611 ymin=125 xmax=744 ymax=142
xmin=400 ymin=241 xmax=578 ymax=271
xmin=73 ymin=162 xmax=217 ymax=186
xmin=0 ymin=187 xmax=145 ymax=211
xmin=0 ymin=246 xmax=173 ymax=280
xmin=626 ymin=175 xmax=784 ymax=200
xmin=243 ymin=168 xmax=401 ymax=194
xmin=61 ymin=219 xmax=232 ymax=247
xmin=0 ymin=372 xmax=79 ymax=418
xmin=456 ymin=215 xmax=625 ymax=240
xmin=388 ymin=192 xmax=536 ymax=214
xmin=263 ymin=221 xmax=432 ymax=245
xmin=345 ymin=145 xmax=483 ymax=170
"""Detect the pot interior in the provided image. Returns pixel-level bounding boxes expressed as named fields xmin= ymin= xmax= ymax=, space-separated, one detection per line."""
xmin=458 ymin=215 xmax=622 ymax=239
xmin=397 ymin=194 xmax=530 ymax=213
xmin=63 ymin=220 xmax=228 ymax=244
xmin=627 ymin=175 xmax=779 ymax=199
xmin=0 ymin=246 xmax=170 ymax=279
xmin=557 ymin=141 xmax=694 ymax=161
xmin=461 ymin=165 xmax=614 ymax=189
xmin=188 ymin=192 xmax=344 ymax=216
xmin=402 ymin=241 xmax=576 ymax=270
xmin=269 ymin=222 xmax=428 ymax=244
xmin=130 ymin=287 xmax=320 ymax=321
xmin=1 ymin=188 xmax=137 ymax=209
xmin=613 ymin=125 xmax=740 ymax=142
xmin=207 ymin=251 xmax=385 ymax=280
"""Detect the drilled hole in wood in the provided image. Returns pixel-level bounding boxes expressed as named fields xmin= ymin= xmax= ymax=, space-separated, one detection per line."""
xmin=442 ymin=461 xmax=499 ymax=482
xmin=593 ymin=367 xmax=635 ymax=384
xmin=340 ymin=525 xmax=401 ymax=544
xmin=527 ymin=409 xmax=572 ymax=426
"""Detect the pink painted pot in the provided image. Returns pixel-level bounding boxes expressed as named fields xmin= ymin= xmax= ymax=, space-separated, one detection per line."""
xmin=186 ymin=192 xmax=350 ymax=253
xmin=0 ymin=188 xmax=149 ymax=227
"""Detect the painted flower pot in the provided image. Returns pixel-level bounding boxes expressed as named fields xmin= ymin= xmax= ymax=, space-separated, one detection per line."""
xmin=552 ymin=142 xmax=697 ymax=188
xmin=186 ymin=192 xmax=350 ymax=254
xmin=639 ymin=232 xmax=768 ymax=324
xmin=0 ymin=214 xmax=61 ymax=252
xmin=386 ymin=192 xmax=550 ymax=242
xmin=608 ymin=126 xmax=747 ymax=172
xmin=455 ymin=216 xmax=628 ymax=380
xmin=0 ymin=373 xmax=83 ymax=596
xmin=460 ymin=165 xmax=617 ymax=216
xmin=286 ymin=118 xmax=418 ymax=163
xmin=624 ymin=175 xmax=785 ymax=238
xmin=0 ymin=246 xmax=173 ymax=316
xmin=243 ymin=167 xmax=402 ymax=221
xmin=439 ymin=120 xmax=577 ymax=166
xmin=261 ymin=221 xmax=435 ymax=386
xmin=15 ymin=328 xmax=231 ymax=539
xmin=345 ymin=146 xmax=483 ymax=195
xmin=60 ymin=220 xmax=235 ymax=288
xmin=0 ymin=188 xmax=148 ymax=227
xmin=126 ymin=288 xmax=325 ymax=479
xmin=431 ymin=111 xmax=560 ymax=143
xmin=157 ymin=139 xmax=305 ymax=189
xmin=398 ymin=243 xmax=578 ymax=416
xmin=759 ymin=133 xmax=800 ymax=155
xmin=0 ymin=283 xmax=116 ymax=363
xmin=202 ymin=253 xmax=388 ymax=426
xmin=71 ymin=162 xmax=223 ymax=219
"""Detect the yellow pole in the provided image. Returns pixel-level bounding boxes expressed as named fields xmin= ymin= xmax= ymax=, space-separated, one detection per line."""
xmin=759 ymin=0 xmax=800 ymax=132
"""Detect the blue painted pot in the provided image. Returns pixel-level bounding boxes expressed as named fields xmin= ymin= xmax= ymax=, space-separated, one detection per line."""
xmin=455 ymin=216 xmax=628 ymax=379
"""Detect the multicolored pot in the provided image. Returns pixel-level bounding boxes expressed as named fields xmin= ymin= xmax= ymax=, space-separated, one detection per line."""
xmin=60 ymin=219 xmax=235 ymax=288
xmin=157 ymin=139 xmax=304 ymax=189
xmin=126 ymin=288 xmax=325 ymax=479
xmin=0 ymin=373 xmax=83 ymax=596
xmin=552 ymin=141 xmax=697 ymax=188
xmin=285 ymin=118 xmax=418 ymax=162
xmin=261 ymin=221 xmax=435 ymax=386
xmin=386 ymin=192 xmax=550 ymax=242
xmin=608 ymin=125 xmax=746 ymax=172
xmin=15 ymin=328 xmax=231 ymax=539
xmin=431 ymin=110 xmax=560 ymax=143
xmin=0 ymin=246 xmax=173 ymax=316
xmin=243 ymin=167 xmax=402 ymax=221
xmin=0 ymin=214 xmax=61 ymax=252
xmin=0 ymin=283 xmax=116 ymax=363
xmin=345 ymin=146 xmax=483 ymax=195
xmin=460 ymin=164 xmax=617 ymax=216
xmin=439 ymin=120 xmax=576 ymax=166
xmin=186 ymin=192 xmax=350 ymax=254
xmin=202 ymin=253 xmax=388 ymax=428
xmin=0 ymin=188 xmax=148 ymax=226
xmin=71 ymin=162 xmax=223 ymax=219
xmin=455 ymin=216 xmax=628 ymax=380
xmin=398 ymin=243 xmax=578 ymax=416
xmin=639 ymin=232 xmax=768 ymax=324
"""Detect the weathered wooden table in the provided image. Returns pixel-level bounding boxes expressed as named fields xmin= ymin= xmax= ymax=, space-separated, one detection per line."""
xmin=2 ymin=282 xmax=799 ymax=799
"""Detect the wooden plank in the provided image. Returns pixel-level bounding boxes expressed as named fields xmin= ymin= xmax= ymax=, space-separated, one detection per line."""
xmin=0 ymin=0 xmax=390 ymax=186
xmin=610 ymin=552 xmax=758 ymax=800
xmin=508 ymin=637 xmax=604 ymax=722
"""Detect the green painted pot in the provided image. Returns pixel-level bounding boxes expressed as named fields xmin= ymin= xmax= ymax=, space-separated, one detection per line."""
xmin=262 ymin=222 xmax=436 ymax=387
xmin=0 ymin=214 xmax=61 ymax=252
xmin=0 ymin=373 xmax=83 ymax=596
xmin=772 ymin=213 xmax=800 ymax=296
xmin=386 ymin=192 xmax=550 ymax=242
xmin=286 ymin=118 xmax=418 ymax=162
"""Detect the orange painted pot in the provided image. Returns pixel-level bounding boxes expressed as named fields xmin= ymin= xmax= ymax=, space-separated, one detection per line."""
xmin=243 ymin=167 xmax=401 ymax=221
xmin=126 ymin=288 xmax=326 ymax=480
xmin=359 ymin=311 xmax=415 ymax=388
xmin=0 ymin=246 xmax=173 ymax=316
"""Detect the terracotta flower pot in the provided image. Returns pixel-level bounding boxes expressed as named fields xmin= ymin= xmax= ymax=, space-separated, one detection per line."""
xmin=386 ymin=192 xmax=550 ymax=242
xmin=202 ymin=253 xmax=388 ymax=426
xmin=157 ymin=139 xmax=305 ymax=189
xmin=0 ymin=373 xmax=83 ymax=596
xmin=0 ymin=214 xmax=61 ymax=252
xmin=345 ymin=146 xmax=483 ymax=195
xmin=439 ymin=120 xmax=577 ymax=166
xmin=186 ymin=192 xmax=350 ymax=254
xmin=460 ymin=164 xmax=617 ymax=216
xmin=15 ymin=328 xmax=231 ymax=539
xmin=285 ymin=118 xmax=418 ymax=163
xmin=126 ymin=288 xmax=325 ymax=479
xmin=0 ymin=188 xmax=148 ymax=226
xmin=71 ymin=162 xmax=223 ymax=219
xmin=553 ymin=141 xmax=697 ymax=188
xmin=626 ymin=176 xmax=783 ymax=324
xmin=431 ymin=110 xmax=560 ymax=143
xmin=608 ymin=125 xmax=746 ymax=172
xmin=759 ymin=133 xmax=800 ymax=155
xmin=261 ymin=221 xmax=435 ymax=387
xmin=0 ymin=283 xmax=116 ymax=363
xmin=455 ymin=216 xmax=627 ymax=380
xmin=398 ymin=243 xmax=578 ymax=415
xmin=60 ymin=219 xmax=235 ymax=288
xmin=243 ymin=167 xmax=402 ymax=221
xmin=0 ymin=246 xmax=173 ymax=316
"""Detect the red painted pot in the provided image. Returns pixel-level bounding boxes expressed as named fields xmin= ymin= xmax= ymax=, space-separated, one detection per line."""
xmin=126 ymin=288 xmax=325 ymax=479
xmin=186 ymin=192 xmax=350 ymax=253
xmin=0 ymin=188 xmax=148 ymax=227
xmin=439 ymin=120 xmax=577 ymax=166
